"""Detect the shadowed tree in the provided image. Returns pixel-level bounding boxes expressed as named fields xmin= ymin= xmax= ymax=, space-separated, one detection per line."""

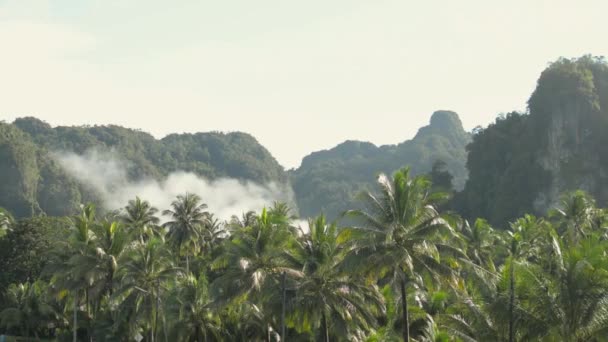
xmin=0 ymin=281 xmax=61 ymax=338
xmin=288 ymin=215 xmax=385 ymax=341
xmin=228 ymin=210 xmax=258 ymax=235
xmin=549 ymin=190 xmax=601 ymax=244
xmin=211 ymin=208 xmax=301 ymax=340
xmin=122 ymin=197 xmax=161 ymax=243
xmin=113 ymin=238 xmax=182 ymax=342
xmin=166 ymin=274 xmax=223 ymax=342
xmin=163 ymin=193 xmax=210 ymax=274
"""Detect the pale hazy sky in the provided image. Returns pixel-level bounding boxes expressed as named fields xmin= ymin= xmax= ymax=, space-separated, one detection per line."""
xmin=1 ymin=1 xmax=606 ymax=168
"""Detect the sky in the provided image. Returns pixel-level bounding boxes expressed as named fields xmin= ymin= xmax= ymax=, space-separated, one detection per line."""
xmin=0 ymin=1 xmax=607 ymax=168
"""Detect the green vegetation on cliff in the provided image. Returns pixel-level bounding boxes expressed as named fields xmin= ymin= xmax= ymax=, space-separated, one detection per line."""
xmin=457 ymin=56 xmax=608 ymax=226
xmin=0 ymin=119 xmax=287 ymax=217
xmin=291 ymin=110 xmax=470 ymax=220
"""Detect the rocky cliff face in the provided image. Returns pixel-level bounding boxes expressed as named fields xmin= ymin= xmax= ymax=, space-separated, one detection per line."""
xmin=531 ymin=57 xmax=608 ymax=213
xmin=459 ymin=56 xmax=608 ymax=226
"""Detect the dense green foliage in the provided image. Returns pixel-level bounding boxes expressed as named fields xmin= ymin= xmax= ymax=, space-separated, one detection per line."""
xmin=5 ymin=54 xmax=608 ymax=341
xmin=3 ymin=169 xmax=608 ymax=341
xmin=0 ymin=119 xmax=287 ymax=218
xmin=291 ymin=111 xmax=470 ymax=220
xmin=457 ymin=56 xmax=608 ymax=227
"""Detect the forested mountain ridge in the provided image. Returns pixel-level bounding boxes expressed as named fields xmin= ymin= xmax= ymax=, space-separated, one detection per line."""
xmin=291 ymin=110 xmax=471 ymax=219
xmin=456 ymin=55 xmax=608 ymax=227
xmin=0 ymin=118 xmax=288 ymax=217
xmin=0 ymin=112 xmax=471 ymax=220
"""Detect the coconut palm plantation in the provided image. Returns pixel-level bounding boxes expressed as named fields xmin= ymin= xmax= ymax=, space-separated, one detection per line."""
xmin=1 ymin=0 xmax=608 ymax=338
xmin=3 ymin=165 xmax=608 ymax=341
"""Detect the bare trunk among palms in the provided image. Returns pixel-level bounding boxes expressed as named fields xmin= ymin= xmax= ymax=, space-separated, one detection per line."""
xmin=400 ymin=278 xmax=410 ymax=342
xmin=186 ymin=254 xmax=190 ymax=274
xmin=508 ymin=260 xmax=515 ymax=342
xmin=154 ymin=279 xmax=160 ymax=342
xmin=322 ymin=311 xmax=329 ymax=342
xmin=195 ymin=327 xmax=203 ymax=342
xmin=85 ymin=288 xmax=92 ymax=342
xmin=73 ymin=295 xmax=78 ymax=342
xmin=150 ymin=295 xmax=155 ymax=342
xmin=281 ymin=272 xmax=287 ymax=342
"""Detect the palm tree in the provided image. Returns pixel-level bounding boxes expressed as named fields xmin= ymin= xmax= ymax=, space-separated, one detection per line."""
xmin=549 ymin=191 xmax=608 ymax=249
xmin=219 ymin=302 xmax=269 ymax=341
xmin=344 ymin=167 xmax=465 ymax=341
xmin=122 ymin=197 xmax=161 ymax=243
xmin=504 ymin=215 xmax=548 ymax=342
xmin=163 ymin=193 xmax=210 ymax=274
xmin=211 ymin=208 xmax=301 ymax=340
xmin=459 ymin=218 xmax=504 ymax=271
xmin=0 ymin=207 xmax=13 ymax=238
xmin=113 ymin=238 xmax=182 ymax=342
xmin=200 ymin=213 xmax=225 ymax=256
xmin=522 ymin=233 xmax=608 ymax=341
xmin=289 ymin=215 xmax=385 ymax=341
xmin=0 ymin=281 xmax=61 ymax=338
xmin=166 ymin=274 xmax=223 ymax=342
xmin=443 ymin=251 xmax=551 ymax=342
xmin=228 ymin=210 xmax=258 ymax=233
xmin=45 ymin=204 xmax=98 ymax=340
xmin=82 ymin=221 xmax=130 ymax=302
xmin=444 ymin=215 xmax=560 ymax=342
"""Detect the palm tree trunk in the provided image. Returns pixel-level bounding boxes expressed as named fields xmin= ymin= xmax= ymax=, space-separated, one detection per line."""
xmin=150 ymin=296 xmax=155 ymax=342
xmin=154 ymin=279 xmax=160 ymax=342
xmin=86 ymin=288 xmax=92 ymax=342
xmin=322 ymin=311 xmax=329 ymax=342
xmin=85 ymin=288 xmax=90 ymax=315
xmin=107 ymin=269 xmax=114 ymax=297
xmin=163 ymin=315 xmax=169 ymax=342
xmin=186 ymin=254 xmax=190 ymax=274
xmin=195 ymin=327 xmax=202 ymax=342
xmin=400 ymin=278 xmax=410 ymax=342
xmin=281 ymin=272 xmax=286 ymax=342
xmin=73 ymin=295 xmax=78 ymax=342
xmin=508 ymin=259 xmax=515 ymax=342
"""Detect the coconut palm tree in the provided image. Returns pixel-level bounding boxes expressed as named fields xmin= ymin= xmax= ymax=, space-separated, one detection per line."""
xmin=442 ymin=258 xmax=547 ymax=342
xmin=522 ymin=233 xmax=608 ymax=341
xmin=288 ymin=215 xmax=385 ymax=341
xmin=113 ymin=238 xmax=182 ymax=342
xmin=0 ymin=281 xmax=61 ymax=338
xmin=200 ymin=213 xmax=225 ymax=255
xmin=122 ymin=197 xmax=161 ymax=243
xmin=211 ymin=208 xmax=302 ymax=339
xmin=45 ymin=204 xmax=98 ymax=340
xmin=82 ymin=221 xmax=130 ymax=302
xmin=549 ymin=190 xmax=599 ymax=244
xmin=219 ymin=302 xmax=269 ymax=341
xmin=0 ymin=207 xmax=13 ymax=238
xmin=166 ymin=274 xmax=223 ymax=342
xmin=459 ymin=218 xmax=504 ymax=271
xmin=228 ymin=210 xmax=258 ymax=233
xmin=344 ymin=167 xmax=465 ymax=341
xmin=163 ymin=193 xmax=210 ymax=274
